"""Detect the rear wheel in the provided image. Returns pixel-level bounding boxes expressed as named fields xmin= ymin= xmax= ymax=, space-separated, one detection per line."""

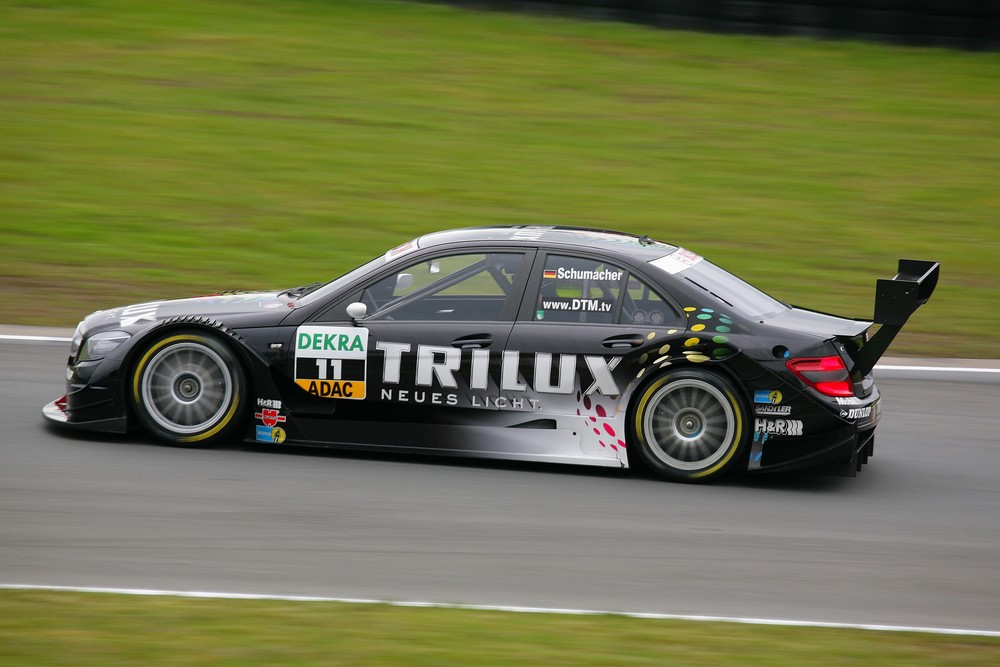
xmin=630 ymin=369 xmax=747 ymax=482
xmin=130 ymin=332 xmax=247 ymax=445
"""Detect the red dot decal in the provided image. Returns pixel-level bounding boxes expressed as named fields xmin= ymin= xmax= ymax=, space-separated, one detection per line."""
xmin=590 ymin=416 xmax=597 ymax=422
xmin=610 ymin=444 xmax=618 ymax=451
xmin=618 ymin=439 xmax=627 ymax=448
xmin=599 ymin=441 xmax=606 ymax=447
xmin=583 ymin=395 xmax=592 ymax=410
xmin=603 ymin=423 xmax=616 ymax=437
xmin=593 ymin=428 xmax=600 ymax=435
xmin=596 ymin=404 xmax=607 ymax=418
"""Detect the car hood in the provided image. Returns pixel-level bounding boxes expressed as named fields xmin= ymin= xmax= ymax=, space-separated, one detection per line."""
xmin=80 ymin=291 xmax=297 ymax=334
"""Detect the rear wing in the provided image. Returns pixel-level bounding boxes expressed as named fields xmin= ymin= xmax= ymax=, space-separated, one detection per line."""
xmin=853 ymin=259 xmax=939 ymax=376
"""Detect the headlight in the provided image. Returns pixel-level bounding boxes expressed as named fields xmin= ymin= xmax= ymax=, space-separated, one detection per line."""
xmin=70 ymin=323 xmax=84 ymax=357
xmin=78 ymin=331 xmax=131 ymax=363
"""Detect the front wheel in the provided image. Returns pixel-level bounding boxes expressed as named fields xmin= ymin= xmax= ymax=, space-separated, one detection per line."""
xmin=630 ymin=369 xmax=748 ymax=482
xmin=130 ymin=331 xmax=247 ymax=446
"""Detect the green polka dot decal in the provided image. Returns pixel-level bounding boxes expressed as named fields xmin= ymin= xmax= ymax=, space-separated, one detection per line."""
xmin=627 ymin=306 xmax=738 ymax=381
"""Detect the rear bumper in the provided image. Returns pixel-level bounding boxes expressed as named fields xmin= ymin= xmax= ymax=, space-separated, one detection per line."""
xmin=748 ymin=424 xmax=877 ymax=474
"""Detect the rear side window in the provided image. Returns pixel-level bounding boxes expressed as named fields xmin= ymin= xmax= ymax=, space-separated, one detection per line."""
xmin=620 ymin=274 xmax=681 ymax=326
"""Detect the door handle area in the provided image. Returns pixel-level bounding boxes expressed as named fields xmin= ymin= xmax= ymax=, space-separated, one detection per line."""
xmin=452 ymin=334 xmax=494 ymax=349
xmin=602 ymin=334 xmax=645 ymax=349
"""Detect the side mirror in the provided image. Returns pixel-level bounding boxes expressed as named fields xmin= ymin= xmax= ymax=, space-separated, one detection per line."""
xmin=346 ymin=302 xmax=367 ymax=326
xmin=395 ymin=272 xmax=414 ymax=292
xmin=429 ymin=261 xmax=441 ymax=275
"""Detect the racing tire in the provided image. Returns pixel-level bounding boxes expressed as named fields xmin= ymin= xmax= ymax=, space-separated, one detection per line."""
xmin=130 ymin=331 xmax=248 ymax=446
xmin=630 ymin=369 xmax=748 ymax=483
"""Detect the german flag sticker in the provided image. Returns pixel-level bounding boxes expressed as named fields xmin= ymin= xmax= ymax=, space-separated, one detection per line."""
xmin=543 ymin=269 xmax=557 ymax=279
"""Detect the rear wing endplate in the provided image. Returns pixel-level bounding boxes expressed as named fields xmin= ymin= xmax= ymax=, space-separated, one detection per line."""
xmin=853 ymin=259 xmax=939 ymax=376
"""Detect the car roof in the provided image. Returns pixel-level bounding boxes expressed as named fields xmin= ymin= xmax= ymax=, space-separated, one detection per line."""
xmin=416 ymin=225 xmax=678 ymax=261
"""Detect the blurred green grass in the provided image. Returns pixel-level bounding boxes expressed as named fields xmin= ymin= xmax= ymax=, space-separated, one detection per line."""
xmin=1 ymin=0 xmax=998 ymax=356
xmin=2 ymin=590 xmax=999 ymax=666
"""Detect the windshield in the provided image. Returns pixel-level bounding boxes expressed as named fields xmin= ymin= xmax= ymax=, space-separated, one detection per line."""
xmin=294 ymin=254 xmax=388 ymax=307
xmin=650 ymin=251 xmax=788 ymax=318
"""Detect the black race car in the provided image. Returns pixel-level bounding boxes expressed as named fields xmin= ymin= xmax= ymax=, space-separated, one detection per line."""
xmin=44 ymin=226 xmax=938 ymax=482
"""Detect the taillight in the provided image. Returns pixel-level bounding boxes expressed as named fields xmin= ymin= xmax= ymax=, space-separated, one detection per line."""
xmin=786 ymin=356 xmax=854 ymax=397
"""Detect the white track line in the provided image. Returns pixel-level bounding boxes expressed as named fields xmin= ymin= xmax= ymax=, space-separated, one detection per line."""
xmin=3 ymin=334 xmax=997 ymax=374
xmin=875 ymin=365 xmax=1000 ymax=374
xmin=0 ymin=334 xmax=72 ymax=343
xmin=1 ymin=584 xmax=998 ymax=638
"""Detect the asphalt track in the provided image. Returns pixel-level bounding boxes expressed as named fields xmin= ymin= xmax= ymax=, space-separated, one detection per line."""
xmin=2 ymin=336 xmax=998 ymax=633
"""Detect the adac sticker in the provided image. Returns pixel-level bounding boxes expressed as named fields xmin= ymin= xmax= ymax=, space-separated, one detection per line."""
xmin=753 ymin=389 xmax=783 ymax=405
xmin=294 ymin=326 xmax=368 ymax=399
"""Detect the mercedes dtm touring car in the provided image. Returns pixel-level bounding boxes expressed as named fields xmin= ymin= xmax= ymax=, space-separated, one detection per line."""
xmin=44 ymin=226 xmax=938 ymax=482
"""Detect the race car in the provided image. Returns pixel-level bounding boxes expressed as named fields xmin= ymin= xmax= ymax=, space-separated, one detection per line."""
xmin=44 ymin=226 xmax=938 ymax=482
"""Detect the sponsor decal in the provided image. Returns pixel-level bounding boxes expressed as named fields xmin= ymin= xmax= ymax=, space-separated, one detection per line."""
xmin=754 ymin=418 xmax=803 ymax=436
xmin=535 ymin=309 xmax=545 ymax=320
xmin=294 ymin=326 xmax=368 ymax=399
xmin=255 ymin=425 xmax=286 ymax=444
xmin=384 ymin=240 xmax=418 ymax=261
xmin=254 ymin=407 xmax=286 ymax=428
xmin=748 ymin=438 xmax=764 ymax=469
xmin=510 ymin=226 xmax=548 ymax=242
xmin=293 ymin=329 xmax=625 ymax=408
xmin=256 ymin=398 xmax=282 ymax=409
xmin=835 ymin=396 xmax=862 ymax=405
xmin=753 ymin=389 xmax=783 ymax=405
xmin=755 ymin=404 xmax=791 ymax=416
xmin=840 ymin=406 xmax=873 ymax=420
xmin=200 ymin=293 xmax=263 ymax=304
xmin=554 ymin=267 xmax=623 ymax=282
xmin=375 ymin=344 xmax=622 ymax=398
xmin=120 ymin=302 xmax=159 ymax=326
xmin=542 ymin=269 xmax=557 ymax=280
xmin=650 ymin=248 xmax=704 ymax=275
xmin=540 ymin=298 xmax=613 ymax=313
xmin=378 ymin=389 xmax=461 ymax=406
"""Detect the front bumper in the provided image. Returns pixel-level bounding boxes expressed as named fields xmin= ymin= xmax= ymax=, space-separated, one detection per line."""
xmin=42 ymin=361 xmax=130 ymax=436
xmin=43 ymin=393 xmax=129 ymax=432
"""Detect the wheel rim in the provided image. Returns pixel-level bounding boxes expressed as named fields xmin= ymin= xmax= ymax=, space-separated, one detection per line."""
xmin=140 ymin=342 xmax=233 ymax=435
xmin=642 ymin=378 xmax=735 ymax=471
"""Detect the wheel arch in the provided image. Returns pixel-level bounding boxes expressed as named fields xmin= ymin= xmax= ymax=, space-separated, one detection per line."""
xmin=121 ymin=317 xmax=256 ymax=435
xmin=623 ymin=361 xmax=751 ymax=481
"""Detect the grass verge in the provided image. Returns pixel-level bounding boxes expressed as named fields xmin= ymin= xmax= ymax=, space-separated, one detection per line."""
xmin=1 ymin=590 xmax=999 ymax=666
xmin=2 ymin=0 xmax=999 ymax=355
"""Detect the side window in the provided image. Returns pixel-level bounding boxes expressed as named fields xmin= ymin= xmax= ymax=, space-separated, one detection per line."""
xmin=620 ymin=274 xmax=681 ymax=326
xmin=534 ymin=255 xmax=625 ymax=324
xmin=362 ymin=252 xmax=524 ymax=322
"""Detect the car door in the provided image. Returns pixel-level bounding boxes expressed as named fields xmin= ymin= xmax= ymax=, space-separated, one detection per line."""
xmin=287 ymin=248 xmax=533 ymax=452
xmin=503 ymin=251 xmax=685 ymax=463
